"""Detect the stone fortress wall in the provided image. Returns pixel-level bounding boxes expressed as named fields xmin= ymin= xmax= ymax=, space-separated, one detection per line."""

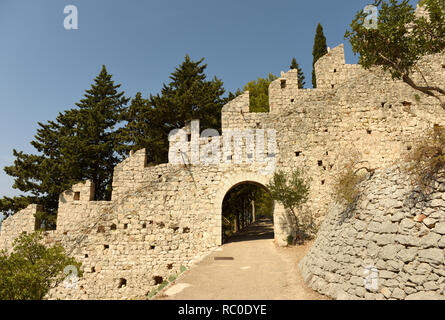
xmin=0 ymin=38 xmax=444 ymax=299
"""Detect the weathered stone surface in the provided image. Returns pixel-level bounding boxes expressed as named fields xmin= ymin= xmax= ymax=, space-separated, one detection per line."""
xmin=1 ymin=20 xmax=444 ymax=300
xmin=406 ymin=292 xmax=445 ymax=300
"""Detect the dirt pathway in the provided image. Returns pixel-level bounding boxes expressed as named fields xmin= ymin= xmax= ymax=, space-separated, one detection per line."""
xmin=156 ymin=219 xmax=326 ymax=300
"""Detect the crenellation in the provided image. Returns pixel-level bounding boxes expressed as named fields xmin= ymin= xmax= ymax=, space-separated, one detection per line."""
xmin=0 ymin=41 xmax=444 ymax=299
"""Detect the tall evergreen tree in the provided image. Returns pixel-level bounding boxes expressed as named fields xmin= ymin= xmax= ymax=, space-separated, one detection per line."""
xmin=312 ymin=23 xmax=328 ymax=88
xmin=290 ymin=58 xmax=306 ymax=89
xmin=120 ymin=55 xmax=227 ymax=164
xmin=0 ymin=66 xmax=129 ymax=227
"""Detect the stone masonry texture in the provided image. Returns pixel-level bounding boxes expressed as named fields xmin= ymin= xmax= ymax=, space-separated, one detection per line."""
xmin=0 ymin=40 xmax=444 ymax=299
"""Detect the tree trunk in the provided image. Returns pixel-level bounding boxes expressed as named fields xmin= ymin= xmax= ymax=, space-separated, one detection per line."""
xmin=251 ymin=199 xmax=256 ymax=223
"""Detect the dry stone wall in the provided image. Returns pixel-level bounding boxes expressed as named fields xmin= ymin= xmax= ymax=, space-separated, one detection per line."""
xmin=300 ymin=168 xmax=445 ymax=300
xmin=0 ymin=42 xmax=443 ymax=299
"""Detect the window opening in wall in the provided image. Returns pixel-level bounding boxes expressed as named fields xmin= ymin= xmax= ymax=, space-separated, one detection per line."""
xmin=118 ymin=278 xmax=127 ymax=288
xmin=291 ymin=99 xmax=294 ymax=103
xmin=150 ymin=245 xmax=155 ymax=250
xmin=321 ymin=180 xmax=325 ymax=185
xmin=318 ymin=160 xmax=323 ymax=166
xmin=295 ymin=151 xmax=302 ymax=157
xmin=91 ymin=267 xmax=96 ymax=272
xmin=104 ymin=244 xmax=109 ymax=249
xmin=153 ymin=276 xmax=163 ymax=285
xmin=367 ymin=129 xmax=372 ymax=134
xmin=381 ymin=102 xmax=386 ymax=108
xmin=334 ymin=69 xmax=337 ymax=73
xmin=111 ymin=224 xmax=117 ymax=230
xmin=331 ymin=84 xmax=334 ymax=89
xmin=124 ymin=224 xmax=128 ymax=229
xmin=281 ymin=79 xmax=286 ymax=89
xmin=167 ymin=264 xmax=173 ymax=270
xmin=142 ymin=223 xmax=147 ymax=229
xmin=74 ymin=192 xmax=80 ymax=201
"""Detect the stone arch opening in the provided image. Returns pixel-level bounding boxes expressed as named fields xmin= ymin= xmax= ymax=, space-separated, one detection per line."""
xmin=213 ymin=173 xmax=290 ymax=246
xmin=221 ymin=181 xmax=274 ymax=244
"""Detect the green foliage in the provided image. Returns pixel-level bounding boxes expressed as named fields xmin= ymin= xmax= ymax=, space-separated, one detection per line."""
xmin=312 ymin=23 xmax=328 ymax=88
xmin=267 ymin=169 xmax=310 ymax=213
xmin=146 ymin=265 xmax=188 ymax=300
xmin=0 ymin=232 xmax=82 ymax=300
xmin=0 ymin=66 xmax=129 ymax=225
xmin=345 ymin=0 xmax=445 ymax=108
xmin=290 ymin=58 xmax=306 ymax=89
xmin=405 ymin=124 xmax=445 ymax=191
xmin=222 ymin=184 xmax=273 ymax=242
xmin=120 ymin=55 xmax=227 ymax=164
xmin=267 ymin=169 xmax=315 ymax=244
xmin=242 ymin=74 xmax=278 ymax=112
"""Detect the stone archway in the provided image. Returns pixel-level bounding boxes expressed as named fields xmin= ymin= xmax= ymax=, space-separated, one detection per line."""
xmin=212 ymin=172 xmax=289 ymax=246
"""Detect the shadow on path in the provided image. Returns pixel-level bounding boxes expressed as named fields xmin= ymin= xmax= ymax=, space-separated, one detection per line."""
xmin=224 ymin=218 xmax=274 ymax=244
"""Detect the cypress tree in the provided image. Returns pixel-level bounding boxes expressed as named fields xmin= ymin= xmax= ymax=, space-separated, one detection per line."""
xmin=290 ymin=58 xmax=306 ymax=89
xmin=312 ymin=23 xmax=328 ymax=88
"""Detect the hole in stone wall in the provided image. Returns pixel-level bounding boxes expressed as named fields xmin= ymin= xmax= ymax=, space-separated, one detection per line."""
xmin=291 ymin=99 xmax=294 ymax=103
xmin=321 ymin=180 xmax=325 ymax=185
xmin=91 ymin=267 xmax=96 ymax=273
xmin=149 ymin=220 xmax=153 ymax=225
xmin=142 ymin=223 xmax=147 ymax=229
xmin=118 ymin=278 xmax=127 ymax=288
xmin=324 ymin=129 xmax=328 ymax=133
xmin=334 ymin=69 xmax=337 ymax=73
xmin=183 ymin=227 xmax=190 ymax=233
xmin=187 ymin=134 xmax=191 ymax=142
xmin=318 ymin=160 xmax=323 ymax=166
xmin=331 ymin=84 xmax=335 ymax=89
xmin=110 ymin=224 xmax=117 ymax=231
xmin=295 ymin=151 xmax=302 ymax=157
xmin=150 ymin=245 xmax=155 ymax=250
xmin=280 ymin=79 xmax=286 ymax=89
xmin=157 ymin=222 xmax=165 ymax=228
xmin=153 ymin=276 xmax=163 ymax=285
xmin=167 ymin=264 xmax=173 ymax=270
xmin=85 ymin=254 xmax=88 ymax=258
xmin=442 ymin=64 xmax=445 ymax=68
xmin=381 ymin=102 xmax=386 ymax=108
xmin=367 ymin=129 xmax=372 ymax=134
xmin=104 ymin=244 xmax=109 ymax=250
xmin=323 ymin=166 xmax=327 ymax=171
xmin=74 ymin=192 xmax=80 ymax=201
xmin=124 ymin=224 xmax=128 ymax=229
xmin=402 ymin=101 xmax=412 ymax=106
xmin=97 ymin=225 xmax=105 ymax=233
xmin=326 ymin=151 xmax=329 ymax=156
xmin=158 ymin=174 xmax=162 ymax=179
xmin=227 ymin=155 xmax=232 ymax=161
xmin=407 ymin=146 xmax=412 ymax=151
xmin=173 ymin=226 xmax=180 ymax=232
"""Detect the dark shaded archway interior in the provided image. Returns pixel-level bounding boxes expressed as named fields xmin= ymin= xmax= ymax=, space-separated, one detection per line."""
xmin=221 ymin=181 xmax=274 ymax=244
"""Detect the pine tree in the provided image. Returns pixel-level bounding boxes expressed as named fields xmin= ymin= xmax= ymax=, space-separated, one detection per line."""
xmin=290 ymin=58 xmax=306 ymax=89
xmin=0 ymin=66 xmax=129 ymax=226
xmin=312 ymin=23 xmax=328 ymax=88
xmin=121 ymin=55 xmax=227 ymax=164
xmin=74 ymin=65 xmax=129 ymax=200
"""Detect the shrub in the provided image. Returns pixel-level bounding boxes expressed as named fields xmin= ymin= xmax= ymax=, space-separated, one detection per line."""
xmin=405 ymin=124 xmax=445 ymax=191
xmin=0 ymin=232 xmax=82 ymax=300
xmin=267 ymin=169 xmax=315 ymax=244
xmin=333 ymin=151 xmax=374 ymax=206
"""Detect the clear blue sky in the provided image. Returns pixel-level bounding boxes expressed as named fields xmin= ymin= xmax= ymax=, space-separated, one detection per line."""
xmin=0 ymin=0 xmax=419 ymax=201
